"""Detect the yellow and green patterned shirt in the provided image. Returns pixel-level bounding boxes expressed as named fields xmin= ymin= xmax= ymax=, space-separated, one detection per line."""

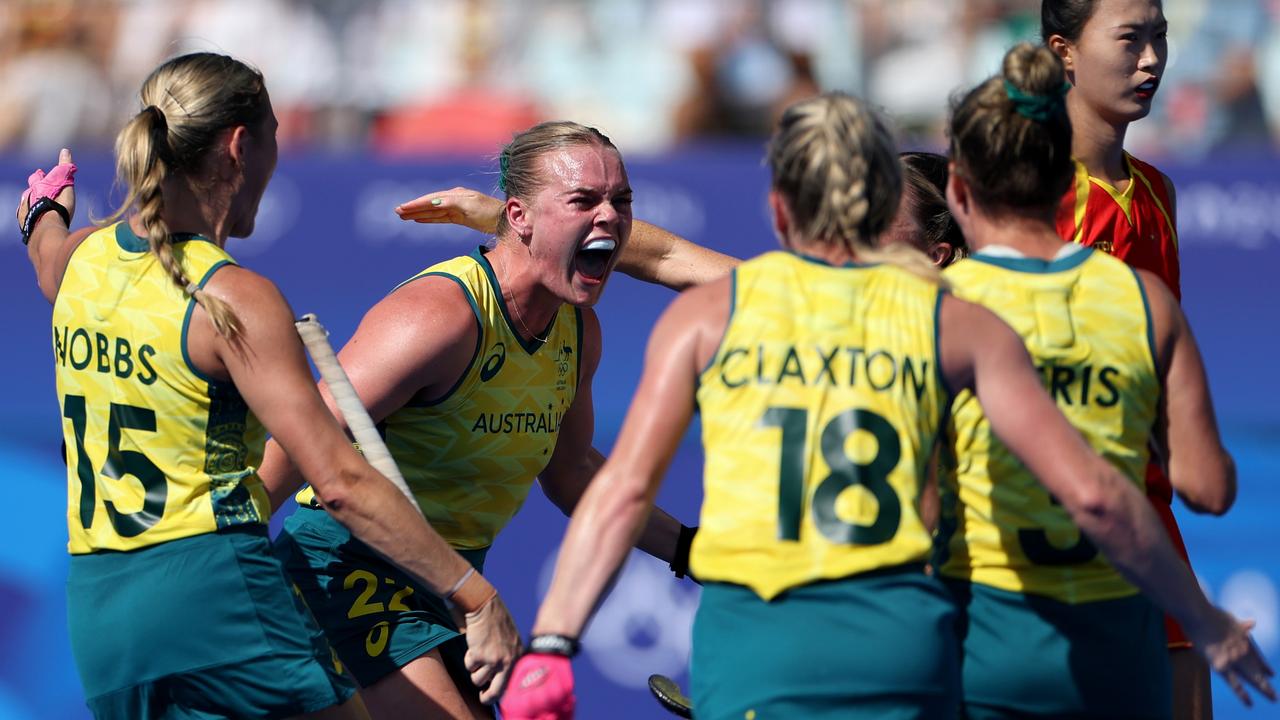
xmin=298 ymin=249 xmax=581 ymax=549
xmin=691 ymin=251 xmax=947 ymax=600
xmin=937 ymin=246 xmax=1160 ymax=603
xmin=53 ymin=222 xmax=269 ymax=554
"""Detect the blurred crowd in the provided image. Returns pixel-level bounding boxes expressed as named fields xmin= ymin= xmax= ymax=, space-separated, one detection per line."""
xmin=1 ymin=0 xmax=1277 ymax=158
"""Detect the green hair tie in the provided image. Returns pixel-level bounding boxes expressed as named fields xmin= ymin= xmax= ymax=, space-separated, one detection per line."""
xmin=498 ymin=148 xmax=511 ymax=193
xmin=1003 ymin=79 xmax=1071 ymax=122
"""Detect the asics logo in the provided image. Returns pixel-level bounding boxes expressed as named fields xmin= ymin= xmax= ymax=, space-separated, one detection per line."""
xmin=480 ymin=342 xmax=506 ymax=382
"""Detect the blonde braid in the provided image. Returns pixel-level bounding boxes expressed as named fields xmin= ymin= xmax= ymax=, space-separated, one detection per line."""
xmin=823 ymin=103 xmax=871 ymax=256
xmin=769 ymin=92 xmax=945 ymax=286
xmin=851 ymin=243 xmax=949 ymax=287
xmin=103 ymin=53 xmax=268 ymax=341
xmin=104 ymin=105 xmax=244 ymax=340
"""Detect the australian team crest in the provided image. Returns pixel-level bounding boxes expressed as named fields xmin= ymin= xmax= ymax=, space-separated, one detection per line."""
xmin=555 ymin=342 xmax=573 ymax=389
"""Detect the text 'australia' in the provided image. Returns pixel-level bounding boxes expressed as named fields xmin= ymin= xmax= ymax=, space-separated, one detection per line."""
xmin=471 ymin=410 xmax=565 ymax=434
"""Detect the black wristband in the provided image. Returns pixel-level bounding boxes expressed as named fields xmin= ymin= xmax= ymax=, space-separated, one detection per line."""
xmin=528 ymin=633 xmax=579 ymax=657
xmin=670 ymin=524 xmax=698 ymax=579
xmin=21 ymin=197 xmax=70 ymax=246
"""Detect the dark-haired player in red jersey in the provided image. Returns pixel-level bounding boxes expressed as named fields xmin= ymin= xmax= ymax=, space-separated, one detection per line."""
xmin=1058 ymin=152 xmax=1179 ymax=298
xmin=1045 ymin=1 xmax=1222 ymax=717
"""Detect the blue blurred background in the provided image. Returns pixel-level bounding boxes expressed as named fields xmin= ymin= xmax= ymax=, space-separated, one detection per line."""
xmin=2 ymin=1 xmax=1278 ymax=718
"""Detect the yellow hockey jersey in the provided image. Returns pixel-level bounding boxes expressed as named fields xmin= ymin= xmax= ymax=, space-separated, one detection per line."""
xmin=53 ymin=222 xmax=269 ymax=554
xmin=692 ymin=251 xmax=946 ymax=600
xmin=298 ymin=249 xmax=581 ymax=549
xmin=937 ymin=246 xmax=1160 ymax=603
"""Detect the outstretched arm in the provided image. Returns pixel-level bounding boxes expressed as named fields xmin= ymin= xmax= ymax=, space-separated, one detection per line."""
xmin=396 ymin=186 xmax=503 ymax=234
xmin=17 ymin=149 xmax=90 ymax=303
xmin=396 ymin=186 xmax=740 ymax=290
xmin=615 ymin=221 xmax=739 ymax=290
xmin=533 ymin=283 xmax=718 ymax=641
xmin=1139 ymin=269 xmax=1235 ymax=514
xmin=199 ymin=267 xmax=520 ymax=701
xmin=940 ymin=295 xmax=1273 ymax=706
xmin=537 ymin=310 xmax=690 ymax=567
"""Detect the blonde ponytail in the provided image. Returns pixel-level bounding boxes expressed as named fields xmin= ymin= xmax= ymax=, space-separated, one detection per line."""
xmin=104 ymin=105 xmax=245 ymax=340
xmin=102 ymin=54 xmax=269 ymax=342
xmin=856 ymin=242 xmax=950 ymax=288
xmin=948 ymin=42 xmax=1073 ymax=211
xmin=768 ymin=92 xmax=945 ymax=284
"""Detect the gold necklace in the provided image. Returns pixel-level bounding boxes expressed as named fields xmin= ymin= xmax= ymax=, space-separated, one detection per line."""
xmin=494 ymin=251 xmax=549 ymax=344
xmin=509 ymin=287 xmax=549 ymax=344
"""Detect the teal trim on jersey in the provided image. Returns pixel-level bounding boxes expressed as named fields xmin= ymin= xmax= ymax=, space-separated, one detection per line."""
xmin=402 ymin=272 xmax=484 ymax=408
xmin=114 ymin=222 xmax=148 ymax=252
xmin=968 ymin=246 xmax=1093 ymax=274
xmin=1130 ymin=266 xmax=1161 ymax=379
xmin=180 ymin=260 xmax=235 ymax=384
xmin=205 ymin=382 xmax=264 ymax=529
xmin=929 ymin=288 xmax=951 ymax=498
xmin=573 ymin=306 xmax=584 ymax=386
xmin=471 ymin=247 xmax=555 ymax=355
xmin=389 ymin=271 xmax=425 ymax=295
xmin=789 ymin=250 xmax=879 ymax=269
xmin=698 ymin=269 xmax=737 ymax=378
xmin=930 ymin=422 xmax=960 ymax=573
xmin=114 ymin=222 xmax=208 ymax=252
xmin=933 ymin=289 xmax=953 ymax=399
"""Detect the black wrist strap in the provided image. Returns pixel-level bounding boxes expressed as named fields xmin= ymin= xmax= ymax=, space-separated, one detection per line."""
xmin=528 ymin=634 xmax=579 ymax=657
xmin=21 ymin=197 xmax=70 ymax=246
xmin=670 ymin=524 xmax=697 ymax=579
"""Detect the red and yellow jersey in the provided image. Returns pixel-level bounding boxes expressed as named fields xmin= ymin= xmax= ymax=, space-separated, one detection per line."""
xmin=1056 ymin=152 xmax=1183 ymax=529
xmin=1056 ymin=152 xmax=1179 ymax=299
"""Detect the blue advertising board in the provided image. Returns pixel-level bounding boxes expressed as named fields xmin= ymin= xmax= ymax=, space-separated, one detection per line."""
xmin=0 ymin=148 xmax=1276 ymax=719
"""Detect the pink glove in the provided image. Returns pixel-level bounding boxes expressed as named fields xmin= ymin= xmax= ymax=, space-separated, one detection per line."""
xmin=22 ymin=161 xmax=77 ymax=207
xmin=499 ymin=653 xmax=576 ymax=720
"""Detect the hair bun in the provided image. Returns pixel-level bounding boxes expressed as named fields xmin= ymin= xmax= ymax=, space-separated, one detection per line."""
xmin=946 ymin=41 xmax=1074 ymax=210
xmin=1002 ymin=42 xmax=1066 ymax=98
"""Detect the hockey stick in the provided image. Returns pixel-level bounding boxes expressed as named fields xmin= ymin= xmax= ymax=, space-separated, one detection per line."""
xmin=294 ymin=313 xmax=415 ymax=504
xmin=648 ymin=674 xmax=693 ymax=718
xmin=301 ymin=314 xmax=688 ymax=714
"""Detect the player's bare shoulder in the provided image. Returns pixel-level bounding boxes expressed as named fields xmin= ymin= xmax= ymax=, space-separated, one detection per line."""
xmin=200 ymin=263 xmax=289 ymax=314
xmin=366 ymin=272 xmax=480 ymax=354
xmin=341 ymin=271 xmax=483 ymax=404
xmin=658 ymin=273 xmax=733 ymax=372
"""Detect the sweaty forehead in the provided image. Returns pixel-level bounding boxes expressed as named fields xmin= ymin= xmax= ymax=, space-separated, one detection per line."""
xmin=538 ymin=145 xmax=626 ymax=192
xmin=1090 ymin=0 xmax=1165 ymax=29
